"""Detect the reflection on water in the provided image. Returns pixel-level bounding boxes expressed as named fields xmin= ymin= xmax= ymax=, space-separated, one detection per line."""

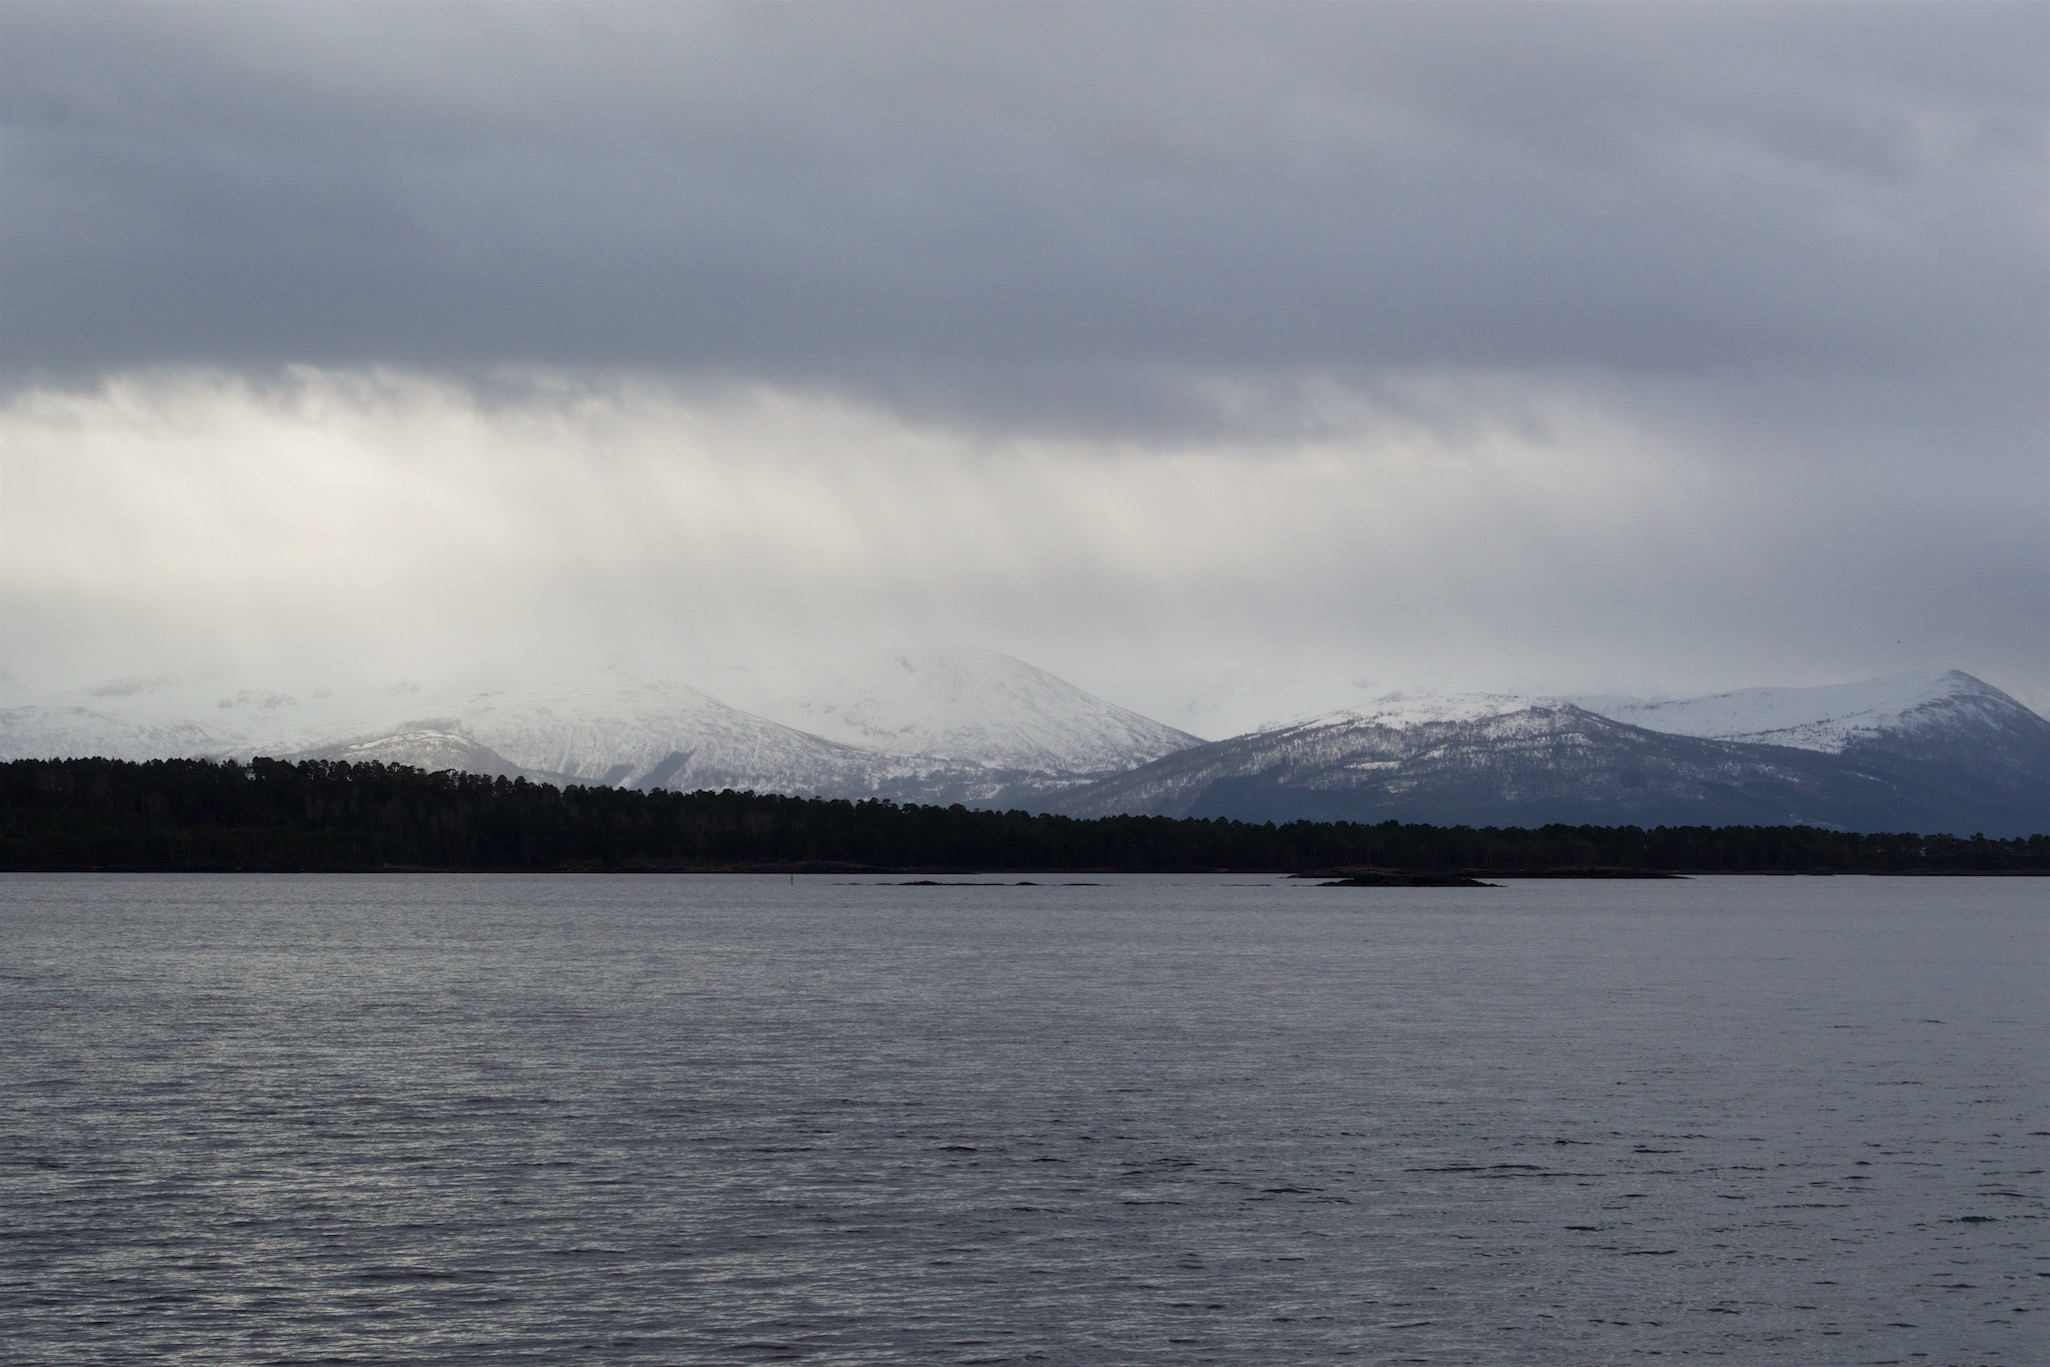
xmin=2 ymin=873 xmax=2044 ymax=1363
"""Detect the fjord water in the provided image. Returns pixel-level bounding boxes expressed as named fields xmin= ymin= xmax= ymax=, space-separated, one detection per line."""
xmin=2 ymin=875 xmax=2043 ymax=1364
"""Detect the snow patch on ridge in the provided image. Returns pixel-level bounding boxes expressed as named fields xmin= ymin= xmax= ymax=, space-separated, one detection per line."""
xmin=1303 ymin=690 xmax=1545 ymax=731
xmin=1567 ymin=670 xmax=2009 ymax=753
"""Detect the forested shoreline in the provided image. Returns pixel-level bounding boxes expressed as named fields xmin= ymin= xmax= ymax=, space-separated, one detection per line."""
xmin=1 ymin=757 xmax=2043 ymax=875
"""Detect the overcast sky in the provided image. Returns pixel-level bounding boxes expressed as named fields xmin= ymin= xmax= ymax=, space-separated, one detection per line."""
xmin=3 ymin=1 xmax=2045 ymax=732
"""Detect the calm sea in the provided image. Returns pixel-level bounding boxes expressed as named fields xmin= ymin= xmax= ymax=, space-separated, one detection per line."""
xmin=2 ymin=873 xmax=2044 ymax=1364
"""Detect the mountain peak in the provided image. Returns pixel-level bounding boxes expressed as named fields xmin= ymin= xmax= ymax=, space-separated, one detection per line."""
xmin=756 ymin=647 xmax=1201 ymax=773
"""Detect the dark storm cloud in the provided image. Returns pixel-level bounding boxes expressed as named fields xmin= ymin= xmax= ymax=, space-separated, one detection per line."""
xmin=4 ymin=1 xmax=2043 ymax=403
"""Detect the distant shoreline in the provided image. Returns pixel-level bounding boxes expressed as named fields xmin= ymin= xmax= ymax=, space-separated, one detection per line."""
xmin=6 ymin=867 xmax=2043 ymax=877
xmin=6 ymin=757 xmax=2044 ymax=877
xmin=5 ymin=862 xmax=2045 ymax=877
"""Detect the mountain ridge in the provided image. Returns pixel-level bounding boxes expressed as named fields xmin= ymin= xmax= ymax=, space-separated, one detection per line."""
xmin=1049 ymin=677 xmax=2050 ymax=837
xmin=3 ymin=662 xmax=2043 ymax=834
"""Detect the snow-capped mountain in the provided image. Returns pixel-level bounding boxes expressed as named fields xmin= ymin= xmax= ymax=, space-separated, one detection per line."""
xmin=1570 ymin=671 xmax=2023 ymax=753
xmin=285 ymin=676 xmax=929 ymax=794
xmin=1051 ymin=674 xmax=2050 ymax=836
xmin=0 ymin=660 xmax=1191 ymax=803
xmin=0 ymin=677 xmax=320 ymax=762
xmin=0 ymin=675 xmax=371 ymax=762
xmin=279 ymin=670 xmax=1176 ymax=805
xmin=1567 ymin=671 xmax=2050 ymax=832
xmin=5 ymin=663 xmax=2043 ymax=833
xmin=0 ymin=705 xmax=236 ymax=764
xmin=1050 ymin=696 xmax=1835 ymax=827
xmin=753 ymin=648 xmax=1201 ymax=774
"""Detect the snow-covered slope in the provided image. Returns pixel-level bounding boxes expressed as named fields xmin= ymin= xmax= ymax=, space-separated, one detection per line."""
xmin=290 ymin=727 xmax=534 ymax=780
xmin=0 ymin=706 xmax=237 ymax=763
xmin=0 ymin=676 xmax=356 ymax=762
xmin=1569 ymin=671 xmax=2031 ymax=753
xmin=755 ymin=648 xmax=1201 ymax=774
xmin=0 ymin=657 xmax=1200 ymax=803
xmin=287 ymin=676 xmax=917 ymax=794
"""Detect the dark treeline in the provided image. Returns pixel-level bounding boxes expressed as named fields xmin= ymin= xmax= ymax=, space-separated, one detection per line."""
xmin=2 ymin=758 xmax=2045 ymax=874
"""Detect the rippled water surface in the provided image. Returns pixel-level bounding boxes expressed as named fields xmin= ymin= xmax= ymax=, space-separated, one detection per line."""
xmin=2 ymin=873 xmax=2045 ymax=1364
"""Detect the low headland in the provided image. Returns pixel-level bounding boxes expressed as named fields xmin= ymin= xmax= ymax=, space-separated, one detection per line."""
xmin=3 ymin=758 xmax=2044 ymax=876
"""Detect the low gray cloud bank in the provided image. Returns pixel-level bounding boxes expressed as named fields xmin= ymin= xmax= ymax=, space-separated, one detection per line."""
xmin=1 ymin=4 xmax=2042 ymax=721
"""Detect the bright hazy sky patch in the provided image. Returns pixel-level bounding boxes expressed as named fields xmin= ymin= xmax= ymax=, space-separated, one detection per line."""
xmin=2 ymin=2 xmax=2044 ymax=729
